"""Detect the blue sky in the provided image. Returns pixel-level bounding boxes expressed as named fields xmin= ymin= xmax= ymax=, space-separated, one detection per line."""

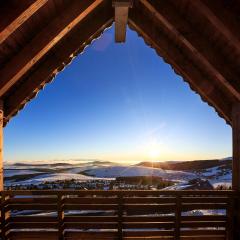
xmin=4 ymin=27 xmax=231 ymax=164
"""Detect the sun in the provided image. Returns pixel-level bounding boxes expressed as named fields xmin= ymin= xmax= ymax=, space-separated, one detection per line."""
xmin=148 ymin=148 xmax=160 ymax=160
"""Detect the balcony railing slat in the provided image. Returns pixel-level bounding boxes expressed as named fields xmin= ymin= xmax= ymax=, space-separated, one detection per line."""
xmin=0 ymin=190 xmax=239 ymax=239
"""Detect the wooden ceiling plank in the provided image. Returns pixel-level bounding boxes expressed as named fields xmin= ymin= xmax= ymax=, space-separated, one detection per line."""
xmin=191 ymin=0 xmax=240 ymax=55
xmin=113 ymin=0 xmax=132 ymax=43
xmin=140 ymin=0 xmax=240 ymax=101
xmin=4 ymin=12 xmax=114 ymax=124
xmin=128 ymin=10 xmax=231 ymax=124
xmin=0 ymin=0 xmax=103 ymax=98
xmin=0 ymin=0 xmax=48 ymax=44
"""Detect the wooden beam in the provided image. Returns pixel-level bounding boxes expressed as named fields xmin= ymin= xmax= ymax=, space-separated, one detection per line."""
xmin=0 ymin=100 xmax=3 ymax=191
xmin=4 ymin=8 xmax=113 ymax=124
xmin=232 ymin=103 xmax=240 ymax=191
xmin=191 ymin=0 xmax=240 ymax=56
xmin=140 ymin=0 xmax=240 ymax=101
xmin=0 ymin=0 xmax=48 ymax=44
xmin=128 ymin=9 xmax=232 ymax=124
xmin=113 ymin=0 xmax=132 ymax=42
xmin=0 ymin=0 xmax=103 ymax=98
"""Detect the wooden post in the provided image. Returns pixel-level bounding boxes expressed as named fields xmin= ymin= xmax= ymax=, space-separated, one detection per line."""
xmin=0 ymin=101 xmax=8 ymax=240
xmin=232 ymin=103 xmax=240 ymax=191
xmin=232 ymin=103 xmax=240 ymax=239
xmin=237 ymin=193 xmax=240 ymax=239
xmin=0 ymin=100 xmax=3 ymax=191
xmin=58 ymin=194 xmax=64 ymax=240
xmin=1 ymin=193 xmax=10 ymax=240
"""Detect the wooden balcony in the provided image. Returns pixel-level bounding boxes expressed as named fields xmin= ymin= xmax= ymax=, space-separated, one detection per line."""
xmin=0 ymin=190 xmax=239 ymax=240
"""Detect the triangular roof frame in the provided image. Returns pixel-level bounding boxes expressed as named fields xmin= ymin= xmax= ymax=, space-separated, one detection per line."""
xmin=0 ymin=0 xmax=240 ymax=126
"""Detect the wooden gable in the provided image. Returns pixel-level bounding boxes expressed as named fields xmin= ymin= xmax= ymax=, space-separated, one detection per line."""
xmin=0 ymin=0 xmax=239 ymax=126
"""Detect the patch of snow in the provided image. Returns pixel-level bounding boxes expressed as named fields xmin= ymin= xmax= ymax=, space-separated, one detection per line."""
xmin=209 ymin=171 xmax=232 ymax=188
xmin=201 ymin=166 xmax=218 ymax=177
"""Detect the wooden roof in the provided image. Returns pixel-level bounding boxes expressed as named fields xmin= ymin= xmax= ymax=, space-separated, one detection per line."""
xmin=0 ymin=0 xmax=239 ymax=126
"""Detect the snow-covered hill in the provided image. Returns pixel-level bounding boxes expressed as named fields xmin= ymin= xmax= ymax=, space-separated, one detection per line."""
xmin=4 ymin=158 xmax=232 ymax=189
xmin=5 ymin=173 xmax=113 ymax=187
xmin=82 ymin=166 xmax=196 ymax=182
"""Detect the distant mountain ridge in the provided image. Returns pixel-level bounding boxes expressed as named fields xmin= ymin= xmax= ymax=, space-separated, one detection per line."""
xmin=5 ymin=160 xmax=115 ymax=169
xmin=136 ymin=158 xmax=232 ymax=171
xmin=13 ymin=162 xmax=72 ymax=167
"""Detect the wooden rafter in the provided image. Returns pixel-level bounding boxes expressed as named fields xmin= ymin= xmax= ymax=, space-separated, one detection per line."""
xmin=113 ymin=0 xmax=132 ymax=42
xmin=128 ymin=9 xmax=232 ymax=124
xmin=0 ymin=0 xmax=48 ymax=44
xmin=191 ymin=0 xmax=240 ymax=55
xmin=140 ymin=0 xmax=240 ymax=101
xmin=0 ymin=0 xmax=103 ymax=98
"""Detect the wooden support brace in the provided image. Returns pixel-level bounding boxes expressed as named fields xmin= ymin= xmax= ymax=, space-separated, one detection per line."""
xmin=113 ymin=0 xmax=132 ymax=43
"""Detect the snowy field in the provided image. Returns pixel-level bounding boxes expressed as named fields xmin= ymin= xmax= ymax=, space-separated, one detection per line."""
xmin=4 ymin=158 xmax=232 ymax=189
xmin=83 ymin=166 xmax=196 ymax=182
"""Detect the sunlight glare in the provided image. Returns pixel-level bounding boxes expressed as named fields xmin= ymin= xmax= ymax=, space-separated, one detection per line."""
xmin=148 ymin=147 xmax=160 ymax=160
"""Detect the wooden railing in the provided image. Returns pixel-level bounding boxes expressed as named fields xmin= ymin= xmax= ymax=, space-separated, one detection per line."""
xmin=0 ymin=190 xmax=239 ymax=240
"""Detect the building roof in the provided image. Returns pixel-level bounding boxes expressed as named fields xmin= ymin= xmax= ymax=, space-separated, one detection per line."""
xmin=0 ymin=0 xmax=239 ymax=126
